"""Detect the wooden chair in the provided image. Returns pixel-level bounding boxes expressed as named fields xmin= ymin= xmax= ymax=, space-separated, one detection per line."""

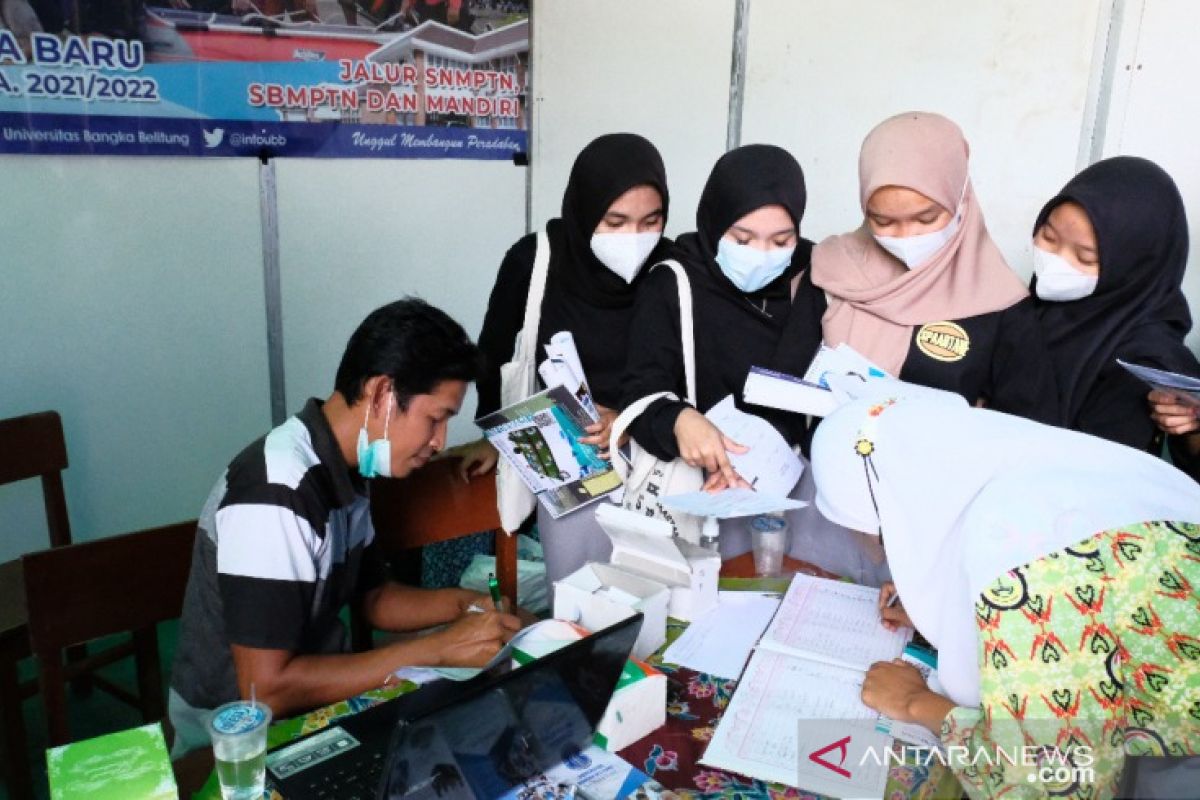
xmin=0 ymin=411 xmax=73 ymax=799
xmin=360 ymin=456 xmax=517 ymax=649
xmin=21 ymin=521 xmax=197 ymax=747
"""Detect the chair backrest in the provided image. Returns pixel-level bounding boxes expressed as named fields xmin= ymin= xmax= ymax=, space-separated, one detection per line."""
xmin=0 ymin=411 xmax=71 ymax=547
xmin=22 ymin=521 xmax=197 ymax=744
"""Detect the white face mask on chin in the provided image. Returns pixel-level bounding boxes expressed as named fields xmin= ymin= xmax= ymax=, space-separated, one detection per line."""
xmin=874 ymin=212 xmax=961 ymax=270
xmin=590 ymin=231 xmax=662 ymax=283
xmin=1032 ymin=246 xmax=1099 ymax=302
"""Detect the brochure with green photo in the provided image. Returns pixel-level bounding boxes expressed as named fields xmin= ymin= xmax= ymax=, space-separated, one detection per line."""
xmin=46 ymin=722 xmax=177 ymax=800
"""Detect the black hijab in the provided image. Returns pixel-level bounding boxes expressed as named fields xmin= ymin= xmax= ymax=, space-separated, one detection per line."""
xmin=549 ymin=132 xmax=671 ymax=308
xmin=673 ymin=143 xmax=811 ymax=301
xmin=1032 ymin=156 xmax=1200 ymax=424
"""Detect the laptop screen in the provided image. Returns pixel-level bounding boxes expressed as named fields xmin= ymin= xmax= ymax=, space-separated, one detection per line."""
xmin=380 ymin=614 xmax=643 ymax=799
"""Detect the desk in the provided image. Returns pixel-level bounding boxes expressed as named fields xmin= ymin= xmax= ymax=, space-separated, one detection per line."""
xmin=179 ymin=567 xmax=960 ymax=800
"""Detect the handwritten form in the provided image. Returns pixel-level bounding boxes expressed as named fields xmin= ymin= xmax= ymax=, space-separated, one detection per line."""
xmin=701 ymin=575 xmax=910 ymax=796
xmin=701 ymin=650 xmax=891 ymax=796
xmin=759 ymin=574 xmax=910 ymax=671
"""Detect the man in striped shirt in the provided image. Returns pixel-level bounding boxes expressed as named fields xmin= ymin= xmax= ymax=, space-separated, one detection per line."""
xmin=169 ymin=298 xmax=520 ymax=755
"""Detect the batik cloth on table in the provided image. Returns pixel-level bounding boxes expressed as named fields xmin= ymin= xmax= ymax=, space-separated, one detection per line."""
xmin=615 ymin=582 xmax=963 ymax=800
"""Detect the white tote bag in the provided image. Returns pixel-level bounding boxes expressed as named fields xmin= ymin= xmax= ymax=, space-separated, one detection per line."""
xmin=495 ymin=231 xmax=550 ymax=533
xmin=610 ymin=260 xmax=706 ymax=543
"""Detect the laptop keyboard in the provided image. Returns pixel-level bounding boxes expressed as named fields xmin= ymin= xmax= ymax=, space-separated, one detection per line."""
xmin=294 ymin=749 xmax=385 ymax=800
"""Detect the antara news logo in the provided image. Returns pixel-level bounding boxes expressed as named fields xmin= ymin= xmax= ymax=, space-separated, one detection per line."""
xmin=806 ymin=735 xmax=1096 ymax=789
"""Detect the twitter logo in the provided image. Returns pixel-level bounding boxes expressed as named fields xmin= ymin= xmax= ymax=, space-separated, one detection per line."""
xmin=203 ymin=128 xmax=225 ymax=149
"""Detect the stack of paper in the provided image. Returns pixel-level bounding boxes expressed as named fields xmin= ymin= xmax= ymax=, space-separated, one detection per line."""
xmin=661 ymin=591 xmax=781 ymax=679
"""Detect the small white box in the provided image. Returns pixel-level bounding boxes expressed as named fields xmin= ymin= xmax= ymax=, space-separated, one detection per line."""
xmin=596 ymin=504 xmax=720 ymax=622
xmin=554 ymin=561 xmax=669 ymax=660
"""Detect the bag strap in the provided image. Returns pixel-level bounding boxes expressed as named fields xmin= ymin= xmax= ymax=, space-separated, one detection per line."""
xmin=608 ymin=260 xmax=698 ymax=481
xmin=517 ymin=231 xmax=551 ymax=366
xmin=654 ymin=260 xmax=697 ymax=405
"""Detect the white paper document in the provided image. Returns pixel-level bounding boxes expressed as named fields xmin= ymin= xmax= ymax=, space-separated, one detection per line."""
xmin=743 ymin=366 xmax=839 ymax=417
xmin=661 ymin=591 xmax=781 ymax=679
xmin=539 ymin=330 xmax=600 ymax=420
xmin=803 ymin=343 xmax=892 ymax=388
xmin=701 ymin=574 xmax=912 ymax=795
xmin=1117 ymin=358 xmax=1200 ymax=408
xmin=659 ymin=488 xmax=806 ymax=519
xmin=701 ymin=649 xmax=891 ymax=797
xmin=704 ymin=395 xmax=804 ymax=497
xmin=759 ymin=573 xmax=910 ymax=671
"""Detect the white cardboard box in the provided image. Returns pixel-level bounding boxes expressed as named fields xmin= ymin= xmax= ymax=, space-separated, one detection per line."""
xmin=554 ymin=560 xmax=669 ymax=660
xmin=596 ymin=503 xmax=720 ymax=622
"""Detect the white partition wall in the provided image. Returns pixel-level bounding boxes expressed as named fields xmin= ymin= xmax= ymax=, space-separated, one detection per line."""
xmin=529 ymin=0 xmax=736 ymax=237
xmin=276 ymin=159 xmax=526 ymax=445
xmin=0 ymin=157 xmax=270 ymax=561
xmin=739 ymin=0 xmax=1105 ymax=276
xmin=1097 ymin=0 xmax=1200 ymax=349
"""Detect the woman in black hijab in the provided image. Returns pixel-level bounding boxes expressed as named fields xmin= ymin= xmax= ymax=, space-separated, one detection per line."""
xmin=1030 ymin=156 xmax=1200 ymax=473
xmin=620 ymin=144 xmax=813 ymax=555
xmin=463 ymin=132 xmax=672 ymax=581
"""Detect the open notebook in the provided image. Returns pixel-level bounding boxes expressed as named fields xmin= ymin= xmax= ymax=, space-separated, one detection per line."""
xmin=701 ymin=574 xmax=920 ymax=797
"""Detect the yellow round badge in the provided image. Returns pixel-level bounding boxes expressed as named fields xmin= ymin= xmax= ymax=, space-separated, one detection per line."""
xmin=915 ymin=321 xmax=970 ymax=362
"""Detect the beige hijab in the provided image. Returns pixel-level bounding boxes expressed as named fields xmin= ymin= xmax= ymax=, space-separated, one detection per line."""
xmin=811 ymin=112 xmax=1028 ymax=375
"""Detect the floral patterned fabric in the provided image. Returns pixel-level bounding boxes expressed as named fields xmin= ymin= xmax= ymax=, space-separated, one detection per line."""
xmin=941 ymin=521 xmax=1200 ymax=799
xmin=617 ymin=609 xmax=962 ymax=799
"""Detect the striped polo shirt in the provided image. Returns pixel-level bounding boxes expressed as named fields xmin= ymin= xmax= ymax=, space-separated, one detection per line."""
xmin=170 ymin=398 xmax=386 ymax=712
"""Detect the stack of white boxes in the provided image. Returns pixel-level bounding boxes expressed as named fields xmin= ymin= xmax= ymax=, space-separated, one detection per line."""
xmin=551 ymin=506 xmax=721 ymax=751
xmin=554 ymin=503 xmax=721 ymax=659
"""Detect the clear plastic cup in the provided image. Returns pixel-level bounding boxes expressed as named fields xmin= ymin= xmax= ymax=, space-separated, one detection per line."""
xmin=209 ymin=700 xmax=272 ymax=800
xmin=750 ymin=513 xmax=788 ymax=577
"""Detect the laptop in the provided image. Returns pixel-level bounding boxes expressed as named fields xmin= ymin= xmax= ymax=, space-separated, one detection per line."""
xmin=266 ymin=613 xmax=644 ymax=800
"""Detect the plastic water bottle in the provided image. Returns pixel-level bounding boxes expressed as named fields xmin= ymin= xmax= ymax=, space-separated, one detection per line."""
xmin=700 ymin=516 xmax=720 ymax=552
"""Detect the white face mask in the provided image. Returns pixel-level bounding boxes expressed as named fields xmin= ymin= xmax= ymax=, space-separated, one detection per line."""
xmin=590 ymin=231 xmax=662 ymax=283
xmin=714 ymin=238 xmax=796 ymax=293
xmin=872 ymin=177 xmax=968 ymax=270
xmin=874 ymin=212 xmax=961 ymax=270
xmin=1032 ymin=246 xmax=1098 ymax=302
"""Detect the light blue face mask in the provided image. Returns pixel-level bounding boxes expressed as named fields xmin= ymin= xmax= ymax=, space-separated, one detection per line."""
xmin=356 ymin=395 xmax=393 ymax=479
xmin=715 ymin=238 xmax=796 ymax=293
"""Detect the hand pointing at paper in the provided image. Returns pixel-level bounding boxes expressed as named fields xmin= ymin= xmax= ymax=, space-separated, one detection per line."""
xmin=674 ymin=408 xmax=750 ymax=490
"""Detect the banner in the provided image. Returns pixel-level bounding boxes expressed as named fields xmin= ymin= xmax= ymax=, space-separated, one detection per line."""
xmin=0 ymin=1 xmax=529 ymax=159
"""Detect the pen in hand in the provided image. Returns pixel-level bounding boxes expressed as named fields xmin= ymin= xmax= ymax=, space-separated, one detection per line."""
xmin=488 ymin=572 xmax=506 ymax=614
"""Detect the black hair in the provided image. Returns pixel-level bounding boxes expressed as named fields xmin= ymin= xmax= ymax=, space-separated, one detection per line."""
xmin=334 ymin=297 xmax=483 ymax=408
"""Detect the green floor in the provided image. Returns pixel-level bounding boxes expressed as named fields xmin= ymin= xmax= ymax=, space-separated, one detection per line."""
xmin=1 ymin=620 xmax=181 ymax=800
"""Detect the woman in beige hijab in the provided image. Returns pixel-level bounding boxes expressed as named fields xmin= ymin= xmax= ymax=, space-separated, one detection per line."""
xmin=774 ymin=111 xmax=1059 ymax=423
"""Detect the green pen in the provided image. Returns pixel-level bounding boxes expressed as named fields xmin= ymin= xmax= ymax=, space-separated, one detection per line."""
xmin=488 ymin=572 xmax=505 ymax=613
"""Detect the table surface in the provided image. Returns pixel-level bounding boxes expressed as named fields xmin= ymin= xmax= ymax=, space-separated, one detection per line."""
xmin=175 ymin=561 xmax=958 ymax=799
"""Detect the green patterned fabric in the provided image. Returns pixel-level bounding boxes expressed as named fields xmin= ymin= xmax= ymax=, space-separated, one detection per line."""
xmin=942 ymin=520 xmax=1200 ymax=799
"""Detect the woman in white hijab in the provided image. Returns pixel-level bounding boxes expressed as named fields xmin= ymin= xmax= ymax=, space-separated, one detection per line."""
xmin=811 ymin=393 xmax=1200 ymax=799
